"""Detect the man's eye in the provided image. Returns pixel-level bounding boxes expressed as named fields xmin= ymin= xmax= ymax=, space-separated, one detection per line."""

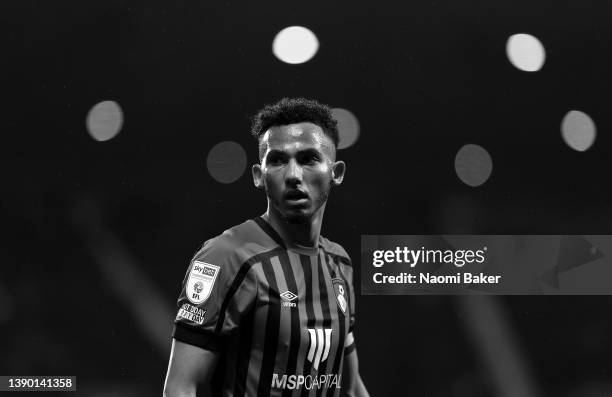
xmin=267 ymin=157 xmax=283 ymax=165
xmin=300 ymin=155 xmax=319 ymax=164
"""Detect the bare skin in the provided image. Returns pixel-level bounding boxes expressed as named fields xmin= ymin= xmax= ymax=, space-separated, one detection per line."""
xmin=251 ymin=122 xmax=345 ymax=247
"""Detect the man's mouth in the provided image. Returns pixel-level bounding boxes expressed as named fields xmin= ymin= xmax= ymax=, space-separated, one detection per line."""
xmin=284 ymin=190 xmax=309 ymax=203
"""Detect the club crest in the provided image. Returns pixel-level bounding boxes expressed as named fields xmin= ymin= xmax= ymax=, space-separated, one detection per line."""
xmin=332 ymin=278 xmax=348 ymax=314
xmin=186 ymin=261 xmax=220 ymax=305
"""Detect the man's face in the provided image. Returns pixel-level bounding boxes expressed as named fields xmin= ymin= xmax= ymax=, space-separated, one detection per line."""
xmin=252 ymin=122 xmax=345 ymax=223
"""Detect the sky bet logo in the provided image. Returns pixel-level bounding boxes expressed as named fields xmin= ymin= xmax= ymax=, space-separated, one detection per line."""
xmin=194 ymin=264 xmax=216 ymax=277
xmin=186 ymin=261 xmax=220 ymax=305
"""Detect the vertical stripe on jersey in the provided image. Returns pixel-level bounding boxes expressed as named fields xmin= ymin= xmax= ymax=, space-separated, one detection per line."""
xmin=315 ymin=251 xmax=335 ymax=397
xmin=324 ymin=253 xmax=337 ymax=279
xmin=245 ymin=262 xmax=268 ymax=396
xmin=270 ymin=255 xmax=292 ymax=395
xmin=287 ymin=252 xmax=309 ymax=397
xmin=259 ymin=256 xmax=281 ymax=396
xmin=276 ymin=251 xmax=302 ymax=397
xmin=299 ymin=254 xmax=316 ymax=397
xmin=232 ymin=293 xmax=256 ymax=396
xmin=303 ymin=254 xmax=328 ymax=397
xmin=301 ymin=254 xmax=316 ymax=329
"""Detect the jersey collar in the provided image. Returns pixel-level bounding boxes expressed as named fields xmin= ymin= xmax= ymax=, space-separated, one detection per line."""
xmin=253 ymin=216 xmax=321 ymax=256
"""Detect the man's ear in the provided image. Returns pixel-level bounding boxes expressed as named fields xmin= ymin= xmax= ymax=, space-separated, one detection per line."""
xmin=252 ymin=163 xmax=264 ymax=189
xmin=331 ymin=160 xmax=346 ymax=186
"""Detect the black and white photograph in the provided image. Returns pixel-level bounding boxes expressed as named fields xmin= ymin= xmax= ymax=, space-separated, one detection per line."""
xmin=3 ymin=1 xmax=612 ymax=396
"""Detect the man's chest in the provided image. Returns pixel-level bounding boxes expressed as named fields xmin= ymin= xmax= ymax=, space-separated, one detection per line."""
xmin=247 ymin=251 xmax=351 ymax=370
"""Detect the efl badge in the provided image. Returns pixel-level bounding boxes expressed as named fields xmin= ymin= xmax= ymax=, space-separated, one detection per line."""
xmin=332 ymin=278 xmax=347 ymax=314
xmin=187 ymin=261 xmax=220 ymax=305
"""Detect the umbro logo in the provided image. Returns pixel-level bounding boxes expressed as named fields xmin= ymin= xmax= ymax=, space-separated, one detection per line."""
xmin=280 ymin=290 xmax=297 ymax=308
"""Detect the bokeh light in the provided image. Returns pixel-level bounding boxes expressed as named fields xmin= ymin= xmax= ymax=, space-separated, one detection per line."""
xmin=561 ymin=110 xmax=597 ymax=152
xmin=455 ymin=144 xmax=493 ymax=187
xmin=506 ymin=33 xmax=546 ymax=72
xmin=86 ymin=100 xmax=123 ymax=141
xmin=206 ymin=141 xmax=248 ymax=184
xmin=332 ymin=108 xmax=360 ymax=149
xmin=272 ymin=26 xmax=319 ymax=64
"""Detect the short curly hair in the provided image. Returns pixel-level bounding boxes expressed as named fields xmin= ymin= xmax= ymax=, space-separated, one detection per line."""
xmin=251 ymin=97 xmax=339 ymax=148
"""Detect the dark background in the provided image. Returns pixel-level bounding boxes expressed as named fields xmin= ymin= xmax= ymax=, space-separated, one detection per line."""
xmin=3 ymin=0 xmax=612 ymax=396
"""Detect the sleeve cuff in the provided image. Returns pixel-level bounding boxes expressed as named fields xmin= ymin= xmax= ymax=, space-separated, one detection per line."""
xmin=173 ymin=322 xmax=225 ymax=352
xmin=344 ymin=341 xmax=356 ymax=356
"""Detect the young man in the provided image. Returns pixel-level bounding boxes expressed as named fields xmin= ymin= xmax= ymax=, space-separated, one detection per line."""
xmin=164 ymin=98 xmax=369 ymax=397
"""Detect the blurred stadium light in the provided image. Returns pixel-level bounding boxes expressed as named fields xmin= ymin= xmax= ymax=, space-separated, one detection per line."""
xmin=454 ymin=144 xmax=493 ymax=187
xmin=332 ymin=108 xmax=360 ymax=150
xmin=506 ymin=34 xmax=546 ymax=72
xmin=206 ymin=141 xmax=248 ymax=184
xmin=86 ymin=101 xmax=124 ymax=142
xmin=272 ymin=26 xmax=319 ymax=64
xmin=561 ymin=110 xmax=597 ymax=152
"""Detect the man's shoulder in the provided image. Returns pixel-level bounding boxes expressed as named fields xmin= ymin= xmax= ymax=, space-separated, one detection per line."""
xmin=319 ymin=236 xmax=352 ymax=265
xmin=193 ymin=219 xmax=279 ymax=269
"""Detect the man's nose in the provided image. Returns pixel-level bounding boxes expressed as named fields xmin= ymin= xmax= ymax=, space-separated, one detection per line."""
xmin=285 ymin=159 xmax=303 ymax=185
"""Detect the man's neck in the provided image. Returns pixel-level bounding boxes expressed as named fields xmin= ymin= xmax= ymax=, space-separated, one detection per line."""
xmin=263 ymin=205 xmax=325 ymax=248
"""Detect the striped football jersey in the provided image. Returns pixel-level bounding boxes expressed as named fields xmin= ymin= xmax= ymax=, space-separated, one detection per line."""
xmin=173 ymin=216 xmax=356 ymax=396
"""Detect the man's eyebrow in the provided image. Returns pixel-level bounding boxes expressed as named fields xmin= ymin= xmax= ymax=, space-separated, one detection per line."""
xmin=266 ymin=149 xmax=286 ymax=157
xmin=296 ymin=148 xmax=322 ymax=156
xmin=265 ymin=148 xmax=323 ymax=160
xmin=264 ymin=149 xmax=287 ymax=161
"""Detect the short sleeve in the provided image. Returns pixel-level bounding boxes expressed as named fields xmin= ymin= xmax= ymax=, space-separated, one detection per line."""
xmin=172 ymin=237 xmax=257 ymax=351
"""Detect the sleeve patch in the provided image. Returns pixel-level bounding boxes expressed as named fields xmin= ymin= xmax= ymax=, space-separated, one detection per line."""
xmin=186 ymin=261 xmax=220 ymax=304
xmin=176 ymin=303 xmax=206 ymax=325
